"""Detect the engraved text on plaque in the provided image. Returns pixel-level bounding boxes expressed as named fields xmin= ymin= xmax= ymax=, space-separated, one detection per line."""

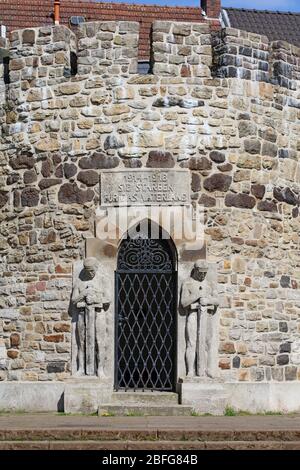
xmin=100 ymin=169 xmax=190 ymax=207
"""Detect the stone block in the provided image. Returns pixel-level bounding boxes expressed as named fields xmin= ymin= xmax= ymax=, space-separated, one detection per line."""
xmin=179 ymin=380 xmax=228 ymax=415
xmin=203 ymin=174 xmax=232 ymax=192
xmin=225 ymin=383 xmax=300 ymax=414
xmin=0 ymin=382 xmax=64 ymax=412
xmin=0 ymin=309 xmax=19 ymax=320
xmin=64 ymin=378 xmax=112 ymax=414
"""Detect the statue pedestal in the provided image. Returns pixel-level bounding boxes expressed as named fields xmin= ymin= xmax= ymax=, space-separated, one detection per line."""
xmin=178 ymin=377 xmax=228 ymax=415
xmin=64 ymin=377 xmax=112 ymax=414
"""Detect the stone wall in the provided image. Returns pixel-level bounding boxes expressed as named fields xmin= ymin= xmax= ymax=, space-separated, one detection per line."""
xmin=212 ymin=27 xmax=300 ymax=90
xmin=0 ymin=21 xmax=300 ymax=384
xmin=152 ymin=22 xmax=212 ymax=78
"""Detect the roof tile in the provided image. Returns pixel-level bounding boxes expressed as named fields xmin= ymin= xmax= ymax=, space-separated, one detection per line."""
xmin=224 ymin=7 xmax=300 ymax=49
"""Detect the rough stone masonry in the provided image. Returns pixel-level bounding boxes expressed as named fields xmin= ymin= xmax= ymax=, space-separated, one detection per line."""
xmin=0 ymin=20 xmax=299 ymax=394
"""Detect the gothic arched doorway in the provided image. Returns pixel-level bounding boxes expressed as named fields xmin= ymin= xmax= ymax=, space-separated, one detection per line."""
xmin=115 ymin=221 xmax=177 ymax=391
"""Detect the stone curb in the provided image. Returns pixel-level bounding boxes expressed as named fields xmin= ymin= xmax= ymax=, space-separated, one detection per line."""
xmin=1 ymin=428 xmax=300 ymax=442
xmin=1 ymin=440 xmax=300 ymax=450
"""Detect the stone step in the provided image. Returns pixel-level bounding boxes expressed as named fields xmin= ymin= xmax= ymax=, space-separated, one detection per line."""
xmin=2 ymin=426 xmax=300 ymax=443
xmin=111 ymin=391 xmax=179 ymax=405
xmin=98 ymin=404 xmax=194 ymax=417
xmin=1 ymin=440 xmax=300 ymax=450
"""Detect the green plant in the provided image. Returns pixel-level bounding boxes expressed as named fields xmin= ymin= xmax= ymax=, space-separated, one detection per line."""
xmin=223 ymin=408 xmax=284 ymax=417
xmin=224 ymin=406 xmax=237 ymax=416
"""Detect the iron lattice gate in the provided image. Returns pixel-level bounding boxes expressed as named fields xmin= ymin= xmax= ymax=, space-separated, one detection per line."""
xmin=115 ymin=237 xmax=177 ymax=391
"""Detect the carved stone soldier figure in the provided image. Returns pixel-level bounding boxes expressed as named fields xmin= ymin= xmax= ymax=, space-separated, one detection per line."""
xmin=71 ymin=257 xmax=110 ymax=378
xmin=181 ymin=261 xmax=219 ymax=378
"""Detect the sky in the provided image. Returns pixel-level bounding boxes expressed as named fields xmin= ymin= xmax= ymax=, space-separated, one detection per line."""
xmin=96 ymin=0 xmax=300 ymax=11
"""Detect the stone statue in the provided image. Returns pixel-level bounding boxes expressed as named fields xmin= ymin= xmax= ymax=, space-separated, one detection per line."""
xmin=71 ymin=257 xmax=110 ymax=378
xmin=180 ymin=261 xmax=219 ymax=378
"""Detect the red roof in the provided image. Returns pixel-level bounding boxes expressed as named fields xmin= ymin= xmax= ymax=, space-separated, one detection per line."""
xmin=0 ymin=0 xmax=220 ymax=59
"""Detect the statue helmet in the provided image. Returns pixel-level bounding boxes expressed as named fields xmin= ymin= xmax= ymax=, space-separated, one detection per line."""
xmin=83 ymin=257 xmax=99 ymax=271
xmin=193 ymin=260 xmax=209 ymax=272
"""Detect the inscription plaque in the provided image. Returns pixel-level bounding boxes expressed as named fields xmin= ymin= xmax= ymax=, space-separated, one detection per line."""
xmin=100 ymin=169 xmax=190 ymax=207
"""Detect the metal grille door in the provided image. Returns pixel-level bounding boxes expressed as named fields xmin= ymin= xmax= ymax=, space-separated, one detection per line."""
xmin=115 ymin=236 xmax=177 ymax=391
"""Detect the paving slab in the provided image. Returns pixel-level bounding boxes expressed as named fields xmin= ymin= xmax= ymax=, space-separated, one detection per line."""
xmin=1 ymin=414 xmax=300 ymax=450
xmin=1 ymin=413 xmax=300 ymax=433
